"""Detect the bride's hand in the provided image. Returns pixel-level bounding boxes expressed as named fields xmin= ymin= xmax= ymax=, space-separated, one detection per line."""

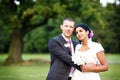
xmin=81 ymin=63 xmax=97 ymax=72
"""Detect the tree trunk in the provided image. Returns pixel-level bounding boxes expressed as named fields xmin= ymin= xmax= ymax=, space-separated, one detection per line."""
xmin=4 ymin=30 xmax=24 ymax=65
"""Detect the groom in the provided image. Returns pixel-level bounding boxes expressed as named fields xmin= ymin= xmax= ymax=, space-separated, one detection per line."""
xmin=46 ymin=18 xmax=81 ymax=80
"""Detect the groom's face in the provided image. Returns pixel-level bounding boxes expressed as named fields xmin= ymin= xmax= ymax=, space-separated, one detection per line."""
xmin=60 ymin=20 xmax=75 ymax=39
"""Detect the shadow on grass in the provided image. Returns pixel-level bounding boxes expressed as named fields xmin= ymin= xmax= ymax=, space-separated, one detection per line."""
xmin=0 ymin=58 xmax=50 ymax=66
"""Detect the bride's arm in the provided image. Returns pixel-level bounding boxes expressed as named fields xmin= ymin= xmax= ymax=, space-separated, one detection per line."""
xmin=81 ymin=51 xmax=108 ymax=72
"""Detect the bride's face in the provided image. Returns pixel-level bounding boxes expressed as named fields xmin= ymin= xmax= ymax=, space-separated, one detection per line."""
xmin=75 ymin=27 xmax=89 ymax=41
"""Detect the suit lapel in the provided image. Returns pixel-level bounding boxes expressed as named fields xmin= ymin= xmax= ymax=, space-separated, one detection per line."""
xmin=56 ymin=35 xmax=71 ymax=55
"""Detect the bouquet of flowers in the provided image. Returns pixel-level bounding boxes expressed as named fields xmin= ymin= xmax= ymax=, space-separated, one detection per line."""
xmin=72 ymin=53 xmax=86 ymax=66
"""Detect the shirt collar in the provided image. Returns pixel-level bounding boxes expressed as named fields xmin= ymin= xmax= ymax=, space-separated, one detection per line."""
xmin=61 ymin=34 xmax=71 ymax=42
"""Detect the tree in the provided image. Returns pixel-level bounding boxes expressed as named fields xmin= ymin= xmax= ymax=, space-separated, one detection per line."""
xmin=105 ymin=3 xmax=120 ymax=53
xmin=0 ymin=0 xmax=66 ymax=65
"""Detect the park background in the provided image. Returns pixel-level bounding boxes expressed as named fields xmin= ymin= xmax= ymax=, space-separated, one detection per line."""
xmin=0 ymin=0 xmax=120 ymax=80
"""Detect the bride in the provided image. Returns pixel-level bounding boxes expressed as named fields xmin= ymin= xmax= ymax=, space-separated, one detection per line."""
xmin=71 ymin=24 xmax=108 ymax=80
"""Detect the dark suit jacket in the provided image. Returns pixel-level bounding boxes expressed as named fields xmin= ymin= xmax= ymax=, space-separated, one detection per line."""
xmin=46 ymin=35 xmax=81 ymax=80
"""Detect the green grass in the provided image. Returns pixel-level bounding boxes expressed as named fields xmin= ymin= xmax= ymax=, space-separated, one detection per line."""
xmin=100 ymin=64 xmax=120 ymax=80
xmin=0 ymin=64 xmax=49 ymax=80
xmin=100 ymin=54 xmax=120 ymax=80
xmin=0 ymin=53 xmax=120 ymax=80
xmin=0 ymin=54 xmax=50 ymax=80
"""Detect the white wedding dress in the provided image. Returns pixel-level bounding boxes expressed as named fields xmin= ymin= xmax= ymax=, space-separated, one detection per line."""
xmin=71 ymin=40 xmax=104 ymax=80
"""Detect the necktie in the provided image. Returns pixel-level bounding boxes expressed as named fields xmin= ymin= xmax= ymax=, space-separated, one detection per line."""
xmin=67 ymin=40 xmax=74 ymax=75
xmin=67 ymin=40 xmax=72 ymax=53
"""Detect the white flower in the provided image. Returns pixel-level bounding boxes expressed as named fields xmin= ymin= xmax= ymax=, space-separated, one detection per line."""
xmin=72 ymin=53 xmax=85 ymax=65
xmin=64 ymin=43 xmax=70 ymax=48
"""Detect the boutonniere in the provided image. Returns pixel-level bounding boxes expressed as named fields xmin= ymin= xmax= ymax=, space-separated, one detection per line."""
xmin=64 ymin=43 xmax=70 ymax=48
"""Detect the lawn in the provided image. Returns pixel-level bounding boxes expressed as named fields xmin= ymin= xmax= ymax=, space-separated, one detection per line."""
xmin=0 ymin=53 xmax=120 ymax=80
xmin=100 ymin=54 xmax=120 ymax=80
xmin=0 ymin=54 xmax=50 ymax=80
